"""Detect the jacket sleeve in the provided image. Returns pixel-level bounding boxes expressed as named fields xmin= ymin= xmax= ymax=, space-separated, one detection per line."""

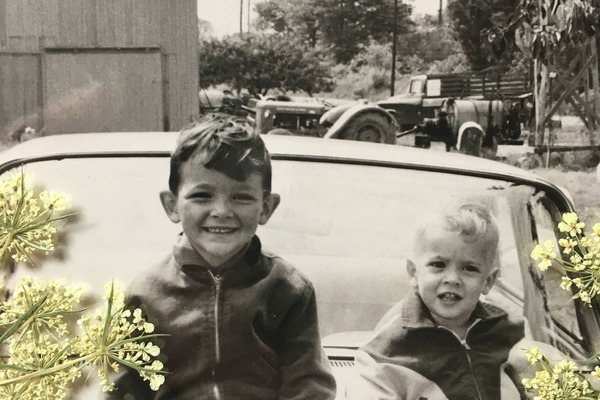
xmin=104 ymin=367 xmax=154 ymax=400
xmin=506 ymin=337 xmax=569 ymax=385
xmin=349 ymin=350 xmax=451 ymax=400
xmin=278 ymin=281 xmax=337 ymax=400
xmin=347 ymin=350 xmax=401 ymax=400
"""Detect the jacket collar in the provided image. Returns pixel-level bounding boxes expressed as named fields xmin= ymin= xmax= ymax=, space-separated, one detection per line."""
xmin=402 ymin=290 xmax=508 ymax=330
xmin=172 ymin=233 xmax=263 ymax=283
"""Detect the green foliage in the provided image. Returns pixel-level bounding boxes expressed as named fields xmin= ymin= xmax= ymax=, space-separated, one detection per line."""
xmin=485 ymin=0 xmax=600 ymax=64
xmin=0 ymin=279 xmax=167 ymax=398
xmin=395 ymin=17 xmax=468 ymax=74
xmin=324 ymin=20 xmax=469 ymax=100
xmin=198 ymin=18 xmax=214 ymax=40
xmin=255 ymin=0 xmax=414 ymax=63
xmin=198 ymin=33 xmax=334 ymax=96
xmin=0 ymin=171 xmax=166 ymax=397
xmin=447 ymin=0 xmax=521 ymax=70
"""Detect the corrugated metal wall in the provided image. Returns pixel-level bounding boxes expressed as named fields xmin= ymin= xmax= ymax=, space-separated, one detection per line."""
xmin=0 ymin=0 xmax=199 ymax=138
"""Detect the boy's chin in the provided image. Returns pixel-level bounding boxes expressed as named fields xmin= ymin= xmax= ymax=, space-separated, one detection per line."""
xmin=202 ymin=245 xmax=246 ymax=267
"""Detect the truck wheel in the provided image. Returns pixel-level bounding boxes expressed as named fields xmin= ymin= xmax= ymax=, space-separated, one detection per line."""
xmin=342 ymin=112 xmax=396 ymax=144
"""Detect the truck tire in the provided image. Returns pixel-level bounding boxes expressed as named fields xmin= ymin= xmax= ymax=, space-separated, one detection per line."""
xmin=341 ymin=112 xmax=396 ymax=144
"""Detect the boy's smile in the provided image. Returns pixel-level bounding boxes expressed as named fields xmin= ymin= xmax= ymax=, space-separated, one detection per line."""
xmin=161 ymin=155 xmax=279 ymax=268
xmin=408 ymin=229 xmax=498 ymax=336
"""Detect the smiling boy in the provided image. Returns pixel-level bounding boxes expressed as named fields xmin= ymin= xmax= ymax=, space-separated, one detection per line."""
xmin=109 ymin=114 xmax=336 ymax=400
xmin=349 ymin=202 xmax=530 ymax=400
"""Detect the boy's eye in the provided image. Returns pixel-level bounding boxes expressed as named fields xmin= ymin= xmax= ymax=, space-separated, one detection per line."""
xmin=188 ymin=192 xmax=212 ymax=200
xmin=428 ymin=261 xmax=446 ymax=269
xmin=463 ymin=265 xmax=481 ymax=273
xmin=233 ymin=193 xmax=257 ymax=202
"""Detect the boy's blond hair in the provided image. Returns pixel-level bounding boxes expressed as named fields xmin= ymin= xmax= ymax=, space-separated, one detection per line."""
xmin=413 ymin=202 xmax=499 ymax=266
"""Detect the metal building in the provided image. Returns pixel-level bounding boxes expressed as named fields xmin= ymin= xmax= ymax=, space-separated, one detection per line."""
xmin=0 ymin=0 xmax=199 ymax=138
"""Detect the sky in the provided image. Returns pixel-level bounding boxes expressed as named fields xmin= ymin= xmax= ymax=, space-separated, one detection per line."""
xmin=197 ymin=0 xmax=442 ymax=37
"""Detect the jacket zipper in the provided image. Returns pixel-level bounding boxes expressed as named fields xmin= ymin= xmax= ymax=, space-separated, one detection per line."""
xmin=208 ymin=270 xmax=224 ymax=400
xmin=440 ymin=320 xmax=484 ymax=400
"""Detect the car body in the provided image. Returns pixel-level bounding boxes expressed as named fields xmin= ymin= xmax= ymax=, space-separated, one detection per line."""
xmin=0 ymin=133 xmax=598 ymax=398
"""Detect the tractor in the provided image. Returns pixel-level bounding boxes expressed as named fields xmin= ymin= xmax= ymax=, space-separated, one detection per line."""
xmin=250 ymin=98 xmax=397 ymax=144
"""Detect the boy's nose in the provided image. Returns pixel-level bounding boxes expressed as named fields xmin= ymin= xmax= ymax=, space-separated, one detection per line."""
xmin=442 ymin=268 xmax=462 ymax=285
xmin=211 ymin=197 xmax=234 ymax=217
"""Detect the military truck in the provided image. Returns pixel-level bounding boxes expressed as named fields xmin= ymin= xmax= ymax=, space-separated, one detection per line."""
xmin=321 ymin=72 xmax=532 ymax=156
xmin=381 ymin=73 xmax=531 ymax=152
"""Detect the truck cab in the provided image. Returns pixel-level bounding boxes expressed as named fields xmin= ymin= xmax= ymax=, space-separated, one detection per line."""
xmin=377 ymin=73 xmax=532 ymax=153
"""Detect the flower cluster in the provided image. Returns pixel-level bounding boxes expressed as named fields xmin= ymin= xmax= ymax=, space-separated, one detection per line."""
xmin=0 ymin=279 xmax=167 ymax=399
xmin=0 ymin=169 xmax=74 ymax=266
xmin=530 ymin=212 xmax=600 ymax=306
xmin=75 ymin=282 xmax=166 ymax=391
xmin=522 ymin=348 xmax=599 ymax=400
xmin=0 ymin=170 xmax=167 ymax=398
xmin=526 ymin=212 xmax=600 ymax=399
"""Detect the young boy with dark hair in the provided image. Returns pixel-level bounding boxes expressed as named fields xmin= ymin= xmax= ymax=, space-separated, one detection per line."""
xmin=110 ymin=114 xmax=336 ymax=399
xmin=349 ymin=202 xmax=559 ymax=400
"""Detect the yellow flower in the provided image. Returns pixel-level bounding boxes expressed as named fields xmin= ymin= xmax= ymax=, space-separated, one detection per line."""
xmin=560 ymin=276 xmax=573 ymax=290
xmin=0 ymin=169 xmax=75 ymax=268
xmin=593 ymin=223 xmax=600 ymax=237
xmin=525 ymin=347 xmax=543 ymax=365
xmin=530 ymin=240 xmax=556 ymax=271
xmin=0 ymin=279 xmax=167 ymax=396
xmin=558 ymin=238 xmax=577 ymax=254
xmin=558 ymin=212 xmax=585 ymax=237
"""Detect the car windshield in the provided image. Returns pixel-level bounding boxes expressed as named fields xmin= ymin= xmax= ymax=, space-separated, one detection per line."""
xmin=2 ymin=154 xmax=581 ymax=354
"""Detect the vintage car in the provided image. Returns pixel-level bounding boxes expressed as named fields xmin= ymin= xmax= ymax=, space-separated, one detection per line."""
xmin=0 ymin=133 xmax=597 ymax=398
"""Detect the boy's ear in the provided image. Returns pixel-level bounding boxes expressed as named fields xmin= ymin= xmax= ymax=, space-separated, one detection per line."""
xmin=259 ymin=193 xmax=281 ymax=225
xmin=406 ymin=259 xmax=418 ymax=288
xmin=159 ymin=190 xmax=181 ymax=223
xmin=481 ymin=268 xmax=499 ymax=295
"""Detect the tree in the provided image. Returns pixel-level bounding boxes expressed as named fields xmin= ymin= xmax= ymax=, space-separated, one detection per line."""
xmin=255 ymin=0 xmax=413 ymax=63
xmin=485 ymin=0 xmax=600 ymax=145
xmin=447 ymin=0 xmax=521 ymax=71
xmin=485 ymin=0 xmax=600 ymax=65
xmin=395 ymin=16 xmax=466 ymax=73
xmin=198 ymin=18 xmax=214 ymax=40
xmin=198 ymin=33 xmax=334 ymax=96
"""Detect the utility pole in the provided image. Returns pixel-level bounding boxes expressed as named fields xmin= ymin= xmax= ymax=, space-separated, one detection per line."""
xmin=248 ymin=0 xmax=251 ymax=32
xmin=240 ymin=0 xmax=244 ymax=35
xmin=438 ymin=0 xmax=443 ymax=25
xmin=391 ymin=0 xmax=398 ymax=96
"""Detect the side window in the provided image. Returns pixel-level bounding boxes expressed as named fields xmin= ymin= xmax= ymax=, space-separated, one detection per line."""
xmin=409 ymin=79 xmax=423 ymax=95
xmin=531 ymin=196 xmax=586 ymax=356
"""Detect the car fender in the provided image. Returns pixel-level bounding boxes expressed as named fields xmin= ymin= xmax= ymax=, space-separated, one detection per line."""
xmin=320 ymin=103 xmax=357 ymax=128
xmin=323 ymin=105 xmax=396 ymax=140
xmin=456 ymin=121 xmax=484 ymax=156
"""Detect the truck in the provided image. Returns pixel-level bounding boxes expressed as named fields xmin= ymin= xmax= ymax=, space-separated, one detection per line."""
xmin=320 ymin=72 xmax=532 ymax=156
xmin=243 ymin=72 xmax=533 ymax=156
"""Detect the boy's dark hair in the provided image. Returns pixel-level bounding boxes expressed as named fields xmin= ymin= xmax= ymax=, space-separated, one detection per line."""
xmin=169 ymin=114 xmax=272 ymax=194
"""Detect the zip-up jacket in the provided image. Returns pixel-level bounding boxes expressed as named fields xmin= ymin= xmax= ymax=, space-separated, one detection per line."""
xmin=108 ymin=234 xmax=336 ymax=400
xmin=348 ymin=291 xmax=529 ymax=400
